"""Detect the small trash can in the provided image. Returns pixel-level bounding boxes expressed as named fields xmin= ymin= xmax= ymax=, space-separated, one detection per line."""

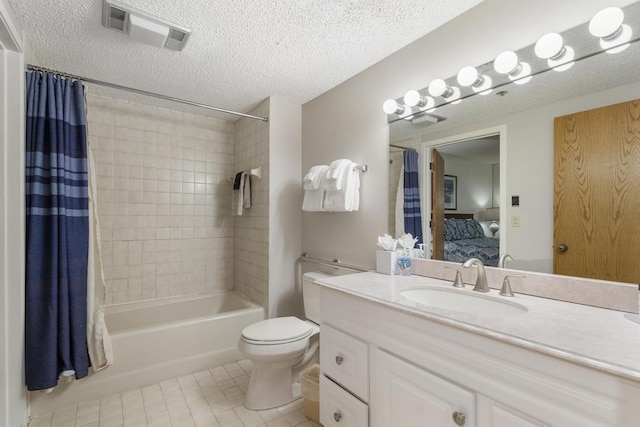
xmin=300 ymin=363 xmax=320 ymax=423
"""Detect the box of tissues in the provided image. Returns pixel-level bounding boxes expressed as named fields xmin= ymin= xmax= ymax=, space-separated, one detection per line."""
xmin=376 ymin=234 xmax=398 ymax=275
xmin=376 ymin=250 xmax=398 ymax=275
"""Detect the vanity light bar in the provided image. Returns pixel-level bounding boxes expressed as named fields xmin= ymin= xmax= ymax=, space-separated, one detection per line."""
xmin=383 ymin=6 xmax=635 ymax=118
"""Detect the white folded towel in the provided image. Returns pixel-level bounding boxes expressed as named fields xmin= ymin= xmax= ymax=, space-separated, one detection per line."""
xmin=324 ymin=159 xmax=352 ymax=191
xmin=302 ymin=171 xmax=327 ymax=212
xmin=243 ymin=173 xmax=251 ymax=209
xmin=323 ymin=161 xmax=360 ymax=212
xmin=303 ymin=165 xmax=329 ymax=190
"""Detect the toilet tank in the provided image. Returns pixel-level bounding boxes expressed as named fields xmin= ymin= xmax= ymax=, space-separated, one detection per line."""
xmin=302 ymin=271 xmax=332 ymax=324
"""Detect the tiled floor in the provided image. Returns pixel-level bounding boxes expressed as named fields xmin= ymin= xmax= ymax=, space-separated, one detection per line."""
xmin=29 ymin=360 xmax=321 ymax=427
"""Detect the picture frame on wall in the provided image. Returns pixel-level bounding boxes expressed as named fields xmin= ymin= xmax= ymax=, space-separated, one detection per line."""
xmin=444 ymin=175 xmax=457 ymax=210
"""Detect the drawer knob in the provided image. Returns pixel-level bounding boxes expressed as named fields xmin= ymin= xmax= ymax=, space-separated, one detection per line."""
xmin=452 ymin=411 xmax=466 ymax=426
xmin=334 ymin=411 xmax=342 ymax=422
xmin=335 ymin=355 xmax=344 ymax=365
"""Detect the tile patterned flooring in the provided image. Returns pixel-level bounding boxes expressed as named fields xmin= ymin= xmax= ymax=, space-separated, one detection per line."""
xmin=29 ymin=360 xmax=321 ymax=427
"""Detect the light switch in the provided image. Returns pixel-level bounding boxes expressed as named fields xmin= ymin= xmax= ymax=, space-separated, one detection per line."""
xmin=511 ymin=215 xmax=521 ymax=227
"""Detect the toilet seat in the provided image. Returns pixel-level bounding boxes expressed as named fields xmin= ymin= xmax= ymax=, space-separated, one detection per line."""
xmin=241 ymin=316 xmax=314 ymax=345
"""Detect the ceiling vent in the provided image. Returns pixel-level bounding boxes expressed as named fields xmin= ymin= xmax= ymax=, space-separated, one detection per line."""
xmin=102 ymin=0 xmax=191 ymax=51
xmin=410 ymin=113 xmax=446 ymax=127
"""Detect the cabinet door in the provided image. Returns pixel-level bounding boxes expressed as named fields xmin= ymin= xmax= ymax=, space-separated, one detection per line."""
xmin=477 ymin=395 xmax=547 ymax=427
xmin=371 ymin=349 xmax=475 ymax=427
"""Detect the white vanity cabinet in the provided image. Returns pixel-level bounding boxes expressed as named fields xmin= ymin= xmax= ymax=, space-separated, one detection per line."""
xmin=319 ymin=286 xmax=640 ymax=427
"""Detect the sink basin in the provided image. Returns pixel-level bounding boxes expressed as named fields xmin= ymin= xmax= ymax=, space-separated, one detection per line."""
xmin=400 ymin=288 xmax=527 ymax=317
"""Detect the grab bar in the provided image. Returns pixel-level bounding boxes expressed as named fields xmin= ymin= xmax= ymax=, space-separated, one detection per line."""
xmin=298 ymin=252 xmax=370 ymax=273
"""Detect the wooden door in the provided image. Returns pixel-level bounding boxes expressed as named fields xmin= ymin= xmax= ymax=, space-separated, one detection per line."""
xmin=431 ymin=149 xmax=445 ymax=260
xmin=554 ymin=99 xmax=640 ymax=283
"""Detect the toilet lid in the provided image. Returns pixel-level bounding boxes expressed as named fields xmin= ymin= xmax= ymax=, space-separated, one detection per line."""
xmin=242 ymin=316 xmax=313 ymax=343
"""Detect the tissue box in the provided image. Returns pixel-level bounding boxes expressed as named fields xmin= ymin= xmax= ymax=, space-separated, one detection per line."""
xmin=376 ymin=250 xmax=398 ymax=275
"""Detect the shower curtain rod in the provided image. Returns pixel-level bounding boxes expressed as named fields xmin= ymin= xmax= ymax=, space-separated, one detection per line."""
xmin=26 ymin=64 xmax=269 ymax=123
xmin=390 ymin=144 xmax=416 ymax=151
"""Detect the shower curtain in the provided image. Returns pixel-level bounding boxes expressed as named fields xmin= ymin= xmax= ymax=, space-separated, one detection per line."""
xmin=403 ymin=150 xmax=423 ymax=244
xmin=25 ymin=71 xmax=111 ymax=391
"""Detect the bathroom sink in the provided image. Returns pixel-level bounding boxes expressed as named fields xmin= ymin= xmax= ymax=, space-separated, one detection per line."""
xmin=400 ymin=288 xmax=527 ymax=317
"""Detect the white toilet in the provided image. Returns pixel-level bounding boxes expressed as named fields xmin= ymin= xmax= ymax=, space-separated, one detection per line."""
xmin=238 ymin=271 xmax=330 ymax=410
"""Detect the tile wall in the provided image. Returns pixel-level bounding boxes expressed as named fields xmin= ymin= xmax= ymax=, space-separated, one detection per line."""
xmin=87 ymin=95 xmax=236 ymax=305
xmin=232 ymin=100 xmax=270 ymax=309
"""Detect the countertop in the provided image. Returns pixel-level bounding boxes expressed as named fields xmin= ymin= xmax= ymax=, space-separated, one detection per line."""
xmin=316 ymin=271 xmax=640 ymax=383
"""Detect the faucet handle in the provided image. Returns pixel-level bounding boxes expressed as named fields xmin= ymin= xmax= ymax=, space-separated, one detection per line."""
xmin=445 ymin=266 xmax=465 ymax=288
xmin=500 ymin=274 xmax=525 ymax=297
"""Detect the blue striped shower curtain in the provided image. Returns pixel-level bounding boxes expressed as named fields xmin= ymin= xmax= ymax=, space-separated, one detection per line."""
xmin=403 ymin=150 xmax=423 ymax=244
xmin=25 ymin=71 xmax=90 ymax=391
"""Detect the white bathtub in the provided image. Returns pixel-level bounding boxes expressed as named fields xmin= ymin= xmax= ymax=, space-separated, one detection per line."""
xmin=30 ymin=291 xmax=265 ymax=416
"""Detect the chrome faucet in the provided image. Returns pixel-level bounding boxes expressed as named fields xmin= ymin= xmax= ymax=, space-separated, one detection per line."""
xmin=498 ymin=254 xmax=513 ymax=269
xmin=462 ymin=258 xmax=490 ymax=293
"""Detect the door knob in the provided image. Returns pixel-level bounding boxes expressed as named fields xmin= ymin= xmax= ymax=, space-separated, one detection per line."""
xmin=557 ymin=243 xmax=568 ymax=253
xmin=452 ymin=411 xmax=466 ymax=425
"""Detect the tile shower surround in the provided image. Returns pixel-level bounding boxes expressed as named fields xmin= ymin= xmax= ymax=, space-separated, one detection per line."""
xmin=87 ymin=95 xmax=237 ymax=305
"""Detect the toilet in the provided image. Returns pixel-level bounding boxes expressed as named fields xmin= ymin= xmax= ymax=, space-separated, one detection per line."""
xmin=238 ymin=271 xmax=330 ymax=410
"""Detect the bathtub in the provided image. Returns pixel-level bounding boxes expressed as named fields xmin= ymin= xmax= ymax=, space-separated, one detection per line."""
xmin=30 ymin=291 xmax=265 ymax=416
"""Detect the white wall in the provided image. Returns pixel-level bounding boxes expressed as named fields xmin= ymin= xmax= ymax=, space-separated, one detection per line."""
xmin=0 ymin=0 xmax=26 ymax=424
xmin=301 ymin=0 xmax=636 ymax=270
xmin=267 ymin=97 xmax=302 ymax=317
xmin=441 ymin=153 xmax=494 ymax=214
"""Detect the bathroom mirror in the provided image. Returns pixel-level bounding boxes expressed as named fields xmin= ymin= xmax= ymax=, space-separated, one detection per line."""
xmin=388 ymin=3 xmax=640 ymax=281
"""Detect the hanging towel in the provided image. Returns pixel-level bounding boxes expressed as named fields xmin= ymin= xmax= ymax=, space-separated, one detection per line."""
xmin=243 ymin=173 xmax=252 ymax=209
xmin=324 ymin=159 xmax=352 ymax=191
xmin=304 ymin=165 xmax=329 ymax=190
xmin=232 ymin=171 xmax=246 ymax=216
xmin=303 ymin=170 xmax=327 ymax=211
xmin=323 ymin=160 xmax=360 ymax=212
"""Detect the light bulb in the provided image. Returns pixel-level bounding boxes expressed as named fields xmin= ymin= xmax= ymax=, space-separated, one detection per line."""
xmin=494 ymin=51 xmax=531 ymax=85
xmin=383 ymin=99 xmax=409 ymax=115
xmin=403 ymin=90 xmax=435 ymax=110
xmin=535 ymin=33 xmax=565 ymax=59
xmin=457 ymin=66 xmax=482 ymax=87
xmin=590 ymin=7 xmax=631 ymax=54
xmin=457 ymin=66 xmax=492 ymax=95
xmin=403 ymin=90 xmax=420 ymax=107
xmin=589 ymin=7 xmax=624 ymax=38
xmin=428 ymin=79 xmax=451 ymax=97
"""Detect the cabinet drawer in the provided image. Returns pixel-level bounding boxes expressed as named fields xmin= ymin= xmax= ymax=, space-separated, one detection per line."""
xmin=320 ymin=374 xmax=368 ymax=427
xmin=321 ymin=323 xmax=369 ymax=400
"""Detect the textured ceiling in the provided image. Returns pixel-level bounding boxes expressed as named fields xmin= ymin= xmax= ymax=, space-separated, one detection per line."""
xmin=9 ymin=0 xmax=482 ymax=119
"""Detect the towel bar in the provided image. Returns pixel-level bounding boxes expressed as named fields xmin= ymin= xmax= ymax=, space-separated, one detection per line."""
xmin=297 ymin=252 xmax=370 ymax=273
